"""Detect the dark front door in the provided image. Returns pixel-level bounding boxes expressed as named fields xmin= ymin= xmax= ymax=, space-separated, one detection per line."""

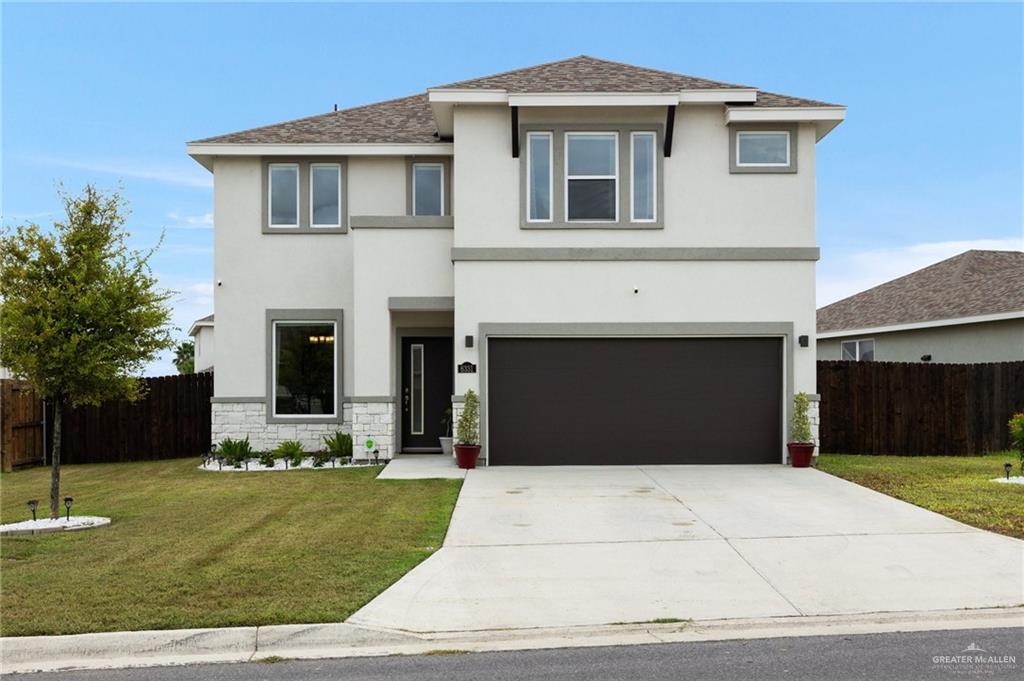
xmin=488 ymin=337 xmax=783 ymax=465
xmin=401 ymin=336 xmax=454 ymax=451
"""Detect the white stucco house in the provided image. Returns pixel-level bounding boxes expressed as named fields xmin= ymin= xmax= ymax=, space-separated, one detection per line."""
xmin=817 ymin=250 xmax=1024 ymax=364
xmin=186 ymin=55 xmax=845 ymax=464
xmin=188 ymin=314 xmax=215 ymax=373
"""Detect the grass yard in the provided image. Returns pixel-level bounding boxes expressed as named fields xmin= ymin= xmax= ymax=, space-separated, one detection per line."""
xmin=817 ymin=452 xmax=1024 ymax=539
xmin=0 ymin=458 xmax=461 ymax=637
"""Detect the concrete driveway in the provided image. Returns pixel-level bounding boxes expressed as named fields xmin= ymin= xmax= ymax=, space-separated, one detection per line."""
xmin=350 ymin=465 xmax=1024 ymax=633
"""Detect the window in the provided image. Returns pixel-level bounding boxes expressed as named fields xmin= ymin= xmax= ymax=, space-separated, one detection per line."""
xmin=412 ymin=163 xmax=444 ymax=216
xmin=841 ymin=339 xmax=875 ymax=362
xmin=310 ymin=164 xmax=341 ymax=227
xmin=410 ymin=343 xmax=424 ymax=435
xmin=631 ymin=132 xmax=656 ymax=222
xmin=268 ymin=164 xmax=299 ymax=227
xmin=736 ymin=131 xmax=790 ymax=167
xmin=566 ymin=132 xmax=618 ymax=221
xmin=527 ymin=132 xmax=552 ymax=222
xmin=273 ymin=321 xmax=336 ymax=416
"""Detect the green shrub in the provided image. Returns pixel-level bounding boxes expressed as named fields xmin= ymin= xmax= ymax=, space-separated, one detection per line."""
xmin=273 ymin=440 xmax=305 ymax=468
xmin=217 ymin=437 xmax=254 ymax=467
xmin=456 ymin=390 xmax=480 ymax=445
xmin=322 ymin=431 xmax=353 ymax=463
xmin=790 ymin=392 xmax=812 ymax=444
xmin=1009 ymin=412 xmax=1024 ymax=475
xmin=258 ymin=451 xmax=276 ymax=468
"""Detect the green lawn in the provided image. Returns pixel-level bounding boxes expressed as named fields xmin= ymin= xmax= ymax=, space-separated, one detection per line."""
xmin=0 ymin=458 xmax=461 ymax=637
xmin=817 ymin=452 xmax=1024 ymax=539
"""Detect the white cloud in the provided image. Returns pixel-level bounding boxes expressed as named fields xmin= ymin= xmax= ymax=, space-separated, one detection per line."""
xmin=22 ymin=154 xmax=212 ymax=189
xmin=144 ymin=274 xmax=214 ymax=377
xmin=167 ymin=211 xmax=213 ymax=229
xmin=818 ymin=237 xmax=1024 ymax=307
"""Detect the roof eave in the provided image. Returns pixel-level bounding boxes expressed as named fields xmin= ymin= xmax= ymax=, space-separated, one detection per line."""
xmin=725 ymin=106 xmax=847 ymax=141
xmin=816 ymin=310 xmax=1024 ymax=338
xmin=186 ymin=142 xmax=454 ymax=163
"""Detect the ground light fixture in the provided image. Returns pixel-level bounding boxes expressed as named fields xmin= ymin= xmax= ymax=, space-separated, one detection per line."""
xmin=27 ymin=499 xmax=38 ymax=521
xmin=63 ymin=497 xmax=73 ymax=521
xmin=216 ymin=455 xmax=224 ymax=471
xmin=1005 ymin=462 xmax=1013 ymax=480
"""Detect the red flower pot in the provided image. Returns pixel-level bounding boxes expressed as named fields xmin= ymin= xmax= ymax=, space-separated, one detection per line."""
xmin=454 ymin=444 xmax=481 ymax=469
xmin=787 ymin=442 xmax=815 ymax=468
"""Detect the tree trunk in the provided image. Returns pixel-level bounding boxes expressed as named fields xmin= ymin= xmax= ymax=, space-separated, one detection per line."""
xmin=50 ymin=399 xmax=62 ymax=519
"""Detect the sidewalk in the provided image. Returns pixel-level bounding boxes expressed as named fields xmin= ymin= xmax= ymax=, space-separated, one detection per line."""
xmin=2 ymin=607 xmax=1022 ymax=675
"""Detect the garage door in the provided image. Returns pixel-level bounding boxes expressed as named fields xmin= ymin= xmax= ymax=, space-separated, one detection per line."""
xmin=487 ymin=337 xmax=783 ymax=465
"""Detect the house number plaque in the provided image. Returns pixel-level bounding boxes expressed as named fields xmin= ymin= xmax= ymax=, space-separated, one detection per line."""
xmin=457 ymin=362 xmax=477 ymax=374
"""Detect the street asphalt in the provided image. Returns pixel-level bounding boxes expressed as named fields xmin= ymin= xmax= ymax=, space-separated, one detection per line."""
xmin=7 ymin=627 xmax=1021 ymax=681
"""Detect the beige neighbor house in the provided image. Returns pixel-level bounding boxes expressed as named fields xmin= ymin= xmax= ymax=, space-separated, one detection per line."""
xmin=188 ymin=314 xmax=215 ymax=373
xmin=817 ymin=250 xmax=1024 ymax=363
xmin=186 ymin=55 xmax=846 ymax=464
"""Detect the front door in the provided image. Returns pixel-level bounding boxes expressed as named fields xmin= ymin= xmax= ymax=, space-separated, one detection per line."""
xmin=401 ymin=336 xmax=454 ymax=451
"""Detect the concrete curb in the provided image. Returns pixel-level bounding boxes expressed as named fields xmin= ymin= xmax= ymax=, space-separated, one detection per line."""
xmin=2 ymin=607 xmax=1022 ymax=675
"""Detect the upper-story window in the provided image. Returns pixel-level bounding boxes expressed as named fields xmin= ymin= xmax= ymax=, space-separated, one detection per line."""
xmin=310 ymin=163 xmax=341 ymax=227
xmin=412 ymin=163 xmax=444 ymax=216
xmin=841 ymin=339 xmax=874 ymax=362
xmin=527 ymin=132 xmax=552 ymax=222
xmin=566 ymin=132 xmax=618 ymax=222
xmin=631 ymin=132 xmax=656 ymax=222
xmin=268 ymin=163 xmax=299 ymax=227
xmin=737 ymin=131 xmax=790 ymax=167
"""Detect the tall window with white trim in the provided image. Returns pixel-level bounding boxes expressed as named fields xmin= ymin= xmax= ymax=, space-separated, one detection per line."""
xmin=631 ymin=132 xmax=656 ymax=222
xmin=273 ymin=321 xmax=336 ymax=415
xmin=527 ymin=132 xmax=552 ymax=222
xmin=268 ymin=164 xmax=299 ymax=227
xmin=566 ymin=132 xmax=618 ymax=221
xmin=310 ymin=164 xmax=341 ymax=227
xmin=412 ymin=163 xmax=444 ymax=216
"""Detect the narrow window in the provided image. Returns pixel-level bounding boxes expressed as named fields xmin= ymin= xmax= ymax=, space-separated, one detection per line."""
xmin=413 ymin=163 xmax=443 ymax=216
xmin=273 ymin=321 xmax=336 ymax=416
xmin=410 ymin=343 xmax=424 ymax=435
xmin=841 ymin=339 xmax=875 ymax=361
xmin=268 ymin=164 xmax=299 ymax=227
xmin=631 ymin=132 xmax=656 ymax=222
xmin=566 ymin=132 xmax=618 ymax=221
xmin=736 ymin=131 xmax=790 ymax=167
xmin=310 ymin=163 xmax=341 ymax=227
xmin=527 ymin=132 xmax=552 ymax=221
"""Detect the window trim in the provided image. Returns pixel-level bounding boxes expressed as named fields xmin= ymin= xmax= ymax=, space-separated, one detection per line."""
xmin=412 ymin=162 xmax=445 ymax=217
xmin=526 ymin=131 xmax=553 ymax=223
xmin=841 ymin=338 xmax=875 ymax=362
xmin=564 ymin=131 xmax=619 ymax=223
xmin=267 ymin=163 xmax=300 ymax=228
xmin=729 ymin=123 xmax=798 ymax=174
xmin=309 ymin=163 xmax=342 ymax=228
xmin=262 ymin=159 xmax=348 ymax=234
xmin=736 ymin=130 xmax=791 ymax=168
xmin=630 ymin=131 xmax=657 ymax=223
xmin=264 ymin=309 xmax=345 ymax=424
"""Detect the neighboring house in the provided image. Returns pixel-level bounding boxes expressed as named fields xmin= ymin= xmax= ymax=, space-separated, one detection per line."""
xmin=186 ymin=55 xmax=845 ymax=464
xmin=817 ymin=250 xmax=1024 ymax=363
xmin=188 ymin=314 xmax=215 ymax=373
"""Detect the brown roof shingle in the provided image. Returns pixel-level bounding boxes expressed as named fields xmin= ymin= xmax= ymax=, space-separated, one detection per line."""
xmin=193 ymin=56 xmax=840 ymax=145
xmin=817 ymin=250 xmax=1024 ymax=333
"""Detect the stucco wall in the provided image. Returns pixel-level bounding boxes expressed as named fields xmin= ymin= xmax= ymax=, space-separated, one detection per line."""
xmin=817 ymin=318 xmax=1024 ymax=364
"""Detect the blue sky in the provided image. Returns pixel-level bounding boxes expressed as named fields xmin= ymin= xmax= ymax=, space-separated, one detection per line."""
xmin=3 ymin=2 xmax=1022 ymax=375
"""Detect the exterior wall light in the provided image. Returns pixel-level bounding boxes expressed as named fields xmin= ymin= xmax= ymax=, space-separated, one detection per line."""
xmin=63 ymin=496 xmax=74 ymax=521
xmin=1005 ymin=462 xmax=1013 ymax=480
xmin=27 ymin=499 xmax=38 ymax=521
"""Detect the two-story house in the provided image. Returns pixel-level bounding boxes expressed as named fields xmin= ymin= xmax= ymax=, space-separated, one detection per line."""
xmin=186 ymin=56 xmax=845 ymax=465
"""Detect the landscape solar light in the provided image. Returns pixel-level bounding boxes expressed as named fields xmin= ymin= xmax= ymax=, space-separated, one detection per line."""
xmin=1005 ymin=462 xmax=1013 ymax=480
xmin=216 ymin=455 xmax=224 ymax=471
xmin=63 ymin=497 xmax=74 ymax=521
xmin=27 ymin=499 xmax=38 ymax=522
xmin=330 ymin=455 xmax=336 ymax=468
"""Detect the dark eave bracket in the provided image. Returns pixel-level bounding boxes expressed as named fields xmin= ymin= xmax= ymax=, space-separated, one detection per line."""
xmin=511 ymin=106 xmax=520 ymax=158
xmin=664 ymin=105 xmax=676 ymax=157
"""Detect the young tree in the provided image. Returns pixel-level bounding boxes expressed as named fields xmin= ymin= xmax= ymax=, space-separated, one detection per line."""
xmin=173 ymin=340 xmax=195 ymax=374
xmin=0 ymin=186 xmax=174 ymax=518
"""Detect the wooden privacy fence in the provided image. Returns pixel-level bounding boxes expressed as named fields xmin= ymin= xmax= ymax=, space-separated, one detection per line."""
xmin=0 ymin=373 xmax=213 ymax=468
xmin=818 ymin=360 xmax=1024 ymax=455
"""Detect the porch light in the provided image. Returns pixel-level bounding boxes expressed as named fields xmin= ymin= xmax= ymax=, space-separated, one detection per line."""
xmin=63 ymin=497 xmax=73 ymax=521
xmin=27 ymin=499 xmax=38 ymax=522
xmin=1005 ymin=462 xmax=1013 ymax=480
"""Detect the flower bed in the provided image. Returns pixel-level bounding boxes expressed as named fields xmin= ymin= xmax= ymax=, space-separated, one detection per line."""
xmin=198 ymin=457 xmax=380 ymax=472
xmin=0 ymin=516 xmax=111 ymax=536
xmin=990 ymin=476 xmax=1024 ymax=485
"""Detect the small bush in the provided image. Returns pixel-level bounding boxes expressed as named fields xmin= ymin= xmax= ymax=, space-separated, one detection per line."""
xmin=1009 ymin=412 xmax=1024 ymax=475
xmin=273 ymin=440 xmax=305 ymax=468
xmin=790 ymin=392 xmax=812 ymax=444
xmin=322 ymin=431 xmax=353 ymax=463
xmin=258 ymin=451 xmax=276 ymax=468
xmin=218 ymin=437 xmax=254 ymax=467
xmin=456 ymin=390 xmax=480 ymax=445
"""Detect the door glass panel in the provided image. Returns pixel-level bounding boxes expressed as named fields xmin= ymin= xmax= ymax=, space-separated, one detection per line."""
xmin=411 ymin=344 xmax=424 ymax=434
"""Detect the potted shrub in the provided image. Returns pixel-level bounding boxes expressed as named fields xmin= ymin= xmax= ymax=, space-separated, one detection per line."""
xmin=787 ymin=392 xmax=815 ymax=468
xmin=454 ymin=390 xmax=481 ymax=469
xmin=439 ymin=407 xmax=454 ymax=457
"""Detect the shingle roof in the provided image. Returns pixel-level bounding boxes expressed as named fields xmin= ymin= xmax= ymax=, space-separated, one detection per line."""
xmin=193 ymin=56 xmax=839 ymax=145
xmin=817 ymin=250 xmax=1024 ymax=333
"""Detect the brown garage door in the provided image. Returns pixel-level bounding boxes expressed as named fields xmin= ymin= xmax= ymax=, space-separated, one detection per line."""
xmin=487 ymin=337 xmax=783 ymax=465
